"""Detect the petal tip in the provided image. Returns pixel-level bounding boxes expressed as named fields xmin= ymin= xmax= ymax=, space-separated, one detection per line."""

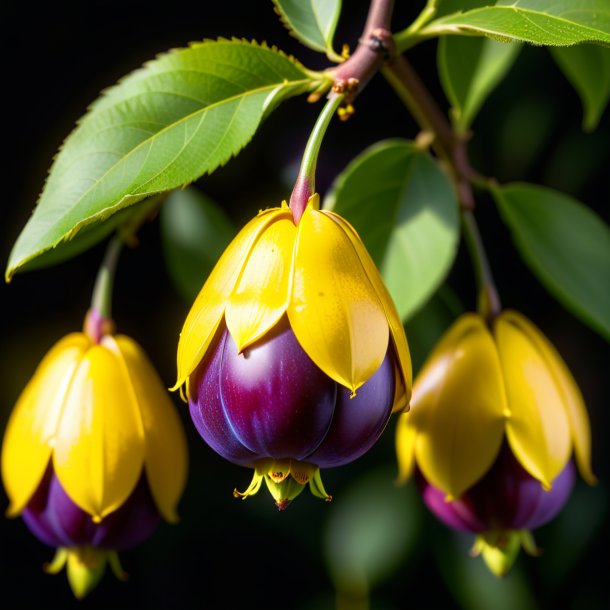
xmin=5 ymin=504 xmax=21 ymax=519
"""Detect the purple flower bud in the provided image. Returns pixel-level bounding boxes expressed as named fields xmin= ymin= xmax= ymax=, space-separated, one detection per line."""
xmin=22 ymin=466 xmax=161 ymax=552
xmin=189 ymin=319 xmax=395 ymax=489
xmin=417 ymin=444 xmax=576 ymax=534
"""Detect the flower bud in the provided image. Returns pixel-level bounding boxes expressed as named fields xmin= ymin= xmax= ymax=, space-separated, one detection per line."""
xmin=190 ymin=320 xmax=396 ymax=508
xmin=23 ymin=465 xmax=161 ymax=598
xmin=1 ymin=310 xmax=188 ymax=596
xmin=176 ymin=196 xmax=412 ymax=506
xmin=395 ymin=311 xmax=595 ymax=575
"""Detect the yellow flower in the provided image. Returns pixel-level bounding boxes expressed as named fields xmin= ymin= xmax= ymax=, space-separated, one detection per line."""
xmin=174 ymin=194 xmax=411 ymax=406
xmin=396 ymin=310 xmax=595 ymax=500
xmin=1 ymin=314 xmax=188 ymax=524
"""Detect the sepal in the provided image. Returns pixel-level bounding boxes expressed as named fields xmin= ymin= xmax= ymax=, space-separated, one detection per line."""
xmin=44 ymin=546 xmax=127 ymax=599
xmin=233 ymin=459 xmax=332 ymax=509
xmin=470 ymin=530 xmax=540 ymax=577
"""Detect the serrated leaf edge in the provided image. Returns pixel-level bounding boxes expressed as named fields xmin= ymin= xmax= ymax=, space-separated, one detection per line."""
xmin=7 ymin=39 xmax=324 ymax=279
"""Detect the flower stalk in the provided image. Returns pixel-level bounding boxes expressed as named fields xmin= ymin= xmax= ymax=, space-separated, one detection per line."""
xmin=290 ymin=91 xmax=346 ymax=223
xmin=291 ymin=0 xmax=399 ymax=223
xmin=461 ymin=211 xmax=502 ymax=321
xmin=85 ymin=235 xmax=123 ymax=343
xmin=90 ymin=235 xmax=123 ymax=320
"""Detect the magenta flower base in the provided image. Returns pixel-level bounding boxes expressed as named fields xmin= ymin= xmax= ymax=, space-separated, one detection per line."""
xmin=417 ymin=444 xmax=576 ymax=533
xmin=189 ymin=319 xmax=395 ymax=468
xmin=22 ymin=466 xmax=161 ymax=551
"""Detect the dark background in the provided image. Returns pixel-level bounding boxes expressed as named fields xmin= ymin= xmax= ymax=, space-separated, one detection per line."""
xmin=1 ymin=1 xmax=608 ymax=608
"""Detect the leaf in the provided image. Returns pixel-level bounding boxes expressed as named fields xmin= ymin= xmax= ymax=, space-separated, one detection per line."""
xmin=435 ymin=0 xmax=492 ymax=19
xmin=493 ymin=182 xmax=610 ymax=342
xmin=160 ymin=187 xmax=236 ymax=304
xmin=6 ymin=39 xmax=322 ymax=281
xmin=551 ymin=44 xmax=610 ymax=131
xmin=323 ymin=464 xmax=421 ymax=594
xmin=273 ymin=0 xmax=343 ymax=61
xmin=422 ymin=0 xmax=610 ymax=47
xmin=324 ymin=139 xmax=460 ymax=322
xmin=438 ymin=35 xmax=521 ymax=132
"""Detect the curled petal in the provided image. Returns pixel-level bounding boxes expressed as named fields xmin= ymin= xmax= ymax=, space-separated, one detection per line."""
xmin=1 ymin=334 xmax=90 ymax=517
xmin=325 ymin=210 xmax=412 ymax=411
xmin=114 ymin=335 xmax=188 ymax=523
xmin=53 ymin=342 xmax=145 ymax=521
xmin=226 ymin=211 xmax=295 ymax=351
xmin=288 ymin=203 xmax=389 ymax=393
xmin=174 ymin=207 xmax=285 ymax=392
xmin=411 ymin=315 xmax=506 ymax=499
xmin=495 ymin=313 xmax=572 ymax=489
xmin=500 ymin=311 xmax=596 ymax=485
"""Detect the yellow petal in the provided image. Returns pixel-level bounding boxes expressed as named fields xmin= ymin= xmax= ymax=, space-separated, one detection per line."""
xmin=1 ymin=334 xmax=90 ymax=516
xmin=114 ymin=335 xmax=189 ymax=522
xmin=394 ymin=411 xmax=418 ymax=484
xmin=500 ymin=311 xmax=595 ymax=485
xmin=288 ymin=204 xmax=389 ymax=393
xmin=53 ymin=340 xmax=145 ymax=520
xmin=326 ymin=210 xmax=412 ymax=410
xmin=495 ymin=313 xmax=572 ymax=489
xmin=412 ymin=314 xmax=506 ymax=499
xmin=174 ymin=207 xmax=285 ymax=391
xmin=225 ymin=212 xmax=295 ymax=351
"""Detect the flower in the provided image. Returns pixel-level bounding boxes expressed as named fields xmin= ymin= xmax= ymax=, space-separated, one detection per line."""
xmin=174 ymin=195 xmax=411 ymax=507
xmin=1 ymin=309 xmax=188 ymax=597
xmin=395 ymin=310 xmax=595 ymax=575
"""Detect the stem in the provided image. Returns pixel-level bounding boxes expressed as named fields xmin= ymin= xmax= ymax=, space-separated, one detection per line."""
xmin=462 ymin=211 xmax=501 ymax=320
xmin=404 ymin=0 xmax=438 ymax=35
xmin=328 ymin=0 xmax=396 ymax=101
xmin=362 ymin=0 xmax=395 ymax=37
xmin=290 ymin=0 xmax=397 ymax=223
xmin=382 ymin=55 xmax=457 ymax=173
xmin=290 ymin=92 xmax=345 ymax=222
xmin=91 ymin=235 xmax=123 ymax=320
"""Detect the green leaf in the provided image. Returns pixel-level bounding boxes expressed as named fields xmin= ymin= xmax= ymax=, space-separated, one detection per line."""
xmin=493 ymin=182 xmax=610 ymax=341
xmin=422 ymin=0 xmax=610 ymax=47
xmin=551 ymin=44 xmax=610 ymax=131
xmin=438 ymin=35 xmax=521 ymax=132
xmin=436 ymin=0 xmax=491 ymax=19
xmin=325 ymin=139 xmax=460 ymax=322
xmin=273 ymin=0 xmax=343 ymax=61
xmin=323 ymin=464 xmax=421 ymax=594
xmin=160 ymin=187 xmax=235 ymax=304
xmin=6 ymin=39 xmax=322 ymax=281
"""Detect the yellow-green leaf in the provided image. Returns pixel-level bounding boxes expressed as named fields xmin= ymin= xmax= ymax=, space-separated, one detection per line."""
xmin=7 ymin=40 xmax=321 ymax=280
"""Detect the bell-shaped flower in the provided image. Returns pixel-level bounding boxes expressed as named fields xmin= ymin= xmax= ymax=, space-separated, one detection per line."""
xmin=175 ymin=195 xmax=411 ymax=507
xmin=1 ymin=309 xmax=188 ymax=597
xmin=395 ymin=310 xmax=595 ymax=575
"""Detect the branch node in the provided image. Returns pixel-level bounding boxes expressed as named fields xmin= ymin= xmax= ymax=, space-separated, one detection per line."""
xmin=363 ymin=28 xmax=395 ymax=61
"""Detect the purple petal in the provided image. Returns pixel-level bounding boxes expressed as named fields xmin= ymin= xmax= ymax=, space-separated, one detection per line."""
xmin=218 ymin=321 xmax=336 ymax=459
xmin=417 ymin=443 xmax=576 ymax=533
xmin=22 ymin=467 xmax=160 ymax=551
xmin=417 ymin=470 xmax=486 ymax=533
xmin=189 ymin=328 xmax=258 ymax=465
xmin=306 ymin=351 xmax=395 ymax=467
